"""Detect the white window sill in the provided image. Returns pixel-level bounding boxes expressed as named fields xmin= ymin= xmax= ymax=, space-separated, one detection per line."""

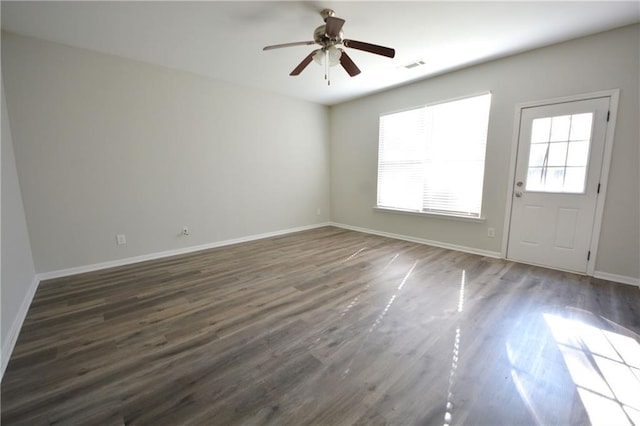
xmin=373 ymin=206 xmax=486 ymax=223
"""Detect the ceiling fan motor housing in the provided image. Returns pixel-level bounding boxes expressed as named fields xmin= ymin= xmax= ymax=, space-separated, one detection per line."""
xmin=314 ymin=25 xmax=342 ymax=48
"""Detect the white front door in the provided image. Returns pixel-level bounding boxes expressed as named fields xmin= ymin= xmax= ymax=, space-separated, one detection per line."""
xmin=507 ymin=96 xmax=611 ymax=273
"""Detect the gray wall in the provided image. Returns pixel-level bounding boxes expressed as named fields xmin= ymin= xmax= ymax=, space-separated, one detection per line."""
xmin=330 ymin=24 xmax=639 ymax=281
xmin=2 ymin=32 xmax=331 ymax=273
xmin=1 ymin=77 xmax=36 ymax=374
xmin=1 ymin=25 xmax=638 ymax=306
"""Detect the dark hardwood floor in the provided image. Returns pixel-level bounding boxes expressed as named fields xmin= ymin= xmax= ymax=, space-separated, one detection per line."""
xmin=2 ymin=226 xmax=639 ymax=425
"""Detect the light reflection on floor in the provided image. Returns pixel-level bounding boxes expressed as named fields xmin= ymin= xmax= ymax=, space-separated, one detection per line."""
xmin=443 ymin=269 xmax=465 ymax=426
xmin=367 ymin=260 xmax=417 ymax=334
xmin=342 ymin=259 xmax=417 ymax=377
xmin=340 ymin=253 xmax=399 ymax=318
xmin=509 ymin=363 xmax=546 ymax=426
xmin=543 ymin=313 xmax=640 ymax=426
xmin=344 ymin=247 xmax=367 ymax=262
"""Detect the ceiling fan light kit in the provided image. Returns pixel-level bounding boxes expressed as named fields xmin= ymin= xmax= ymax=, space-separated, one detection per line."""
xmin=263 ymin=9 xmax=396 ymax=85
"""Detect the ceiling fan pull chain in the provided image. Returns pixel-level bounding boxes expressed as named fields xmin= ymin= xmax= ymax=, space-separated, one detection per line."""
xmin=326 ymin=50 xmax=330 ymax=85
xmin=324 ymin=50 xmax=328 ymax=82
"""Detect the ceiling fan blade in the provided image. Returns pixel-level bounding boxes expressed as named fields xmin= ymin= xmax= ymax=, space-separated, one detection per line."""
xmin=324 ymin=16 xmax=345 ymax=38
xmin=343 ymin=39 xmax=395 ymax=58
xmin=290 ymin=52 xmax=315 ymax=76
xmin=339 ymin=50 xmax=361 ymax=77
xmin=263 ymin=41 xmax=316 ymax=51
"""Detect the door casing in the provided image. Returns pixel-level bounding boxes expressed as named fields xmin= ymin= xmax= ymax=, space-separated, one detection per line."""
xmin=501 ymin=89 xmax=620 ymax=276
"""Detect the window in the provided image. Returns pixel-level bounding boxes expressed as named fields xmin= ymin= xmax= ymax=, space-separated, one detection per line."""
xmin=377 ymin=93 xmax=492 ymax=218
xmin=526 ymin=113 xmax=593 ymax=193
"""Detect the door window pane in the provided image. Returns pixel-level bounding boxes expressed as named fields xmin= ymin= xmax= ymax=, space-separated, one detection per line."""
xmin=528 ymin=144 xmax=547 ymax=167
xmin=526 ymin=167 xmax=545 ymax=191
xmin=569 ymin=113 xmax=593 ymax=141
xmin=531 ymin=117 xmax=551 ymax=143
xmin=567 ymin=141 xmax=590 ymax=167
xmin=548 ymin=142 xmax=568 ymax=167
xmin=525 ymin=113 xmax=593 ymax=193
xmin=564 ymin=167 xmax=587 ymax=193
xmin=545 ymin=167 xmax=565 ymax=192
xmin=550 ymin=115 xmax=571 ymax=142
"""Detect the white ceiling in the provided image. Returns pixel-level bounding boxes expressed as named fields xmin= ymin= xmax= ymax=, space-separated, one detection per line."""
xmin=2 ymin=1 xmax=639 ymax=105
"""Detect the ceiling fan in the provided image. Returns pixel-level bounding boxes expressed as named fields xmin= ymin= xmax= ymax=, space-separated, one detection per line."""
xmin=263 ymin=9 xmax=395 ymax=85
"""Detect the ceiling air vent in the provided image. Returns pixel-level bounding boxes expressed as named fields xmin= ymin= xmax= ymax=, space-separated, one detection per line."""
xmin=404 ymin=60 xmax=425 ymax=69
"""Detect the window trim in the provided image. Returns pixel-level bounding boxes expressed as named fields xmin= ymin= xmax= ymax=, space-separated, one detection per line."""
xmin=373 ymin=206 xmax=486 ymax=222
xmin=378 ymin=91 xmax=493 ymax=120
xmin=376 ymin=91 xmax=492 ymax=219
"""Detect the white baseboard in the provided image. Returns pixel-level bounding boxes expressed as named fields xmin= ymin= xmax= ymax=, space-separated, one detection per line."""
xmin=330 ymin=222 xmax=639 ymax=288
xmin=593 ymin=271 xmax=640 ymax=287
xmin=1 ymin=223 xmax=329 ymax=381
xmin=38 ymin=222 xmax=331 ymax=281
xmin=329 ymin=222 xmax=502 ymax=259
xmin=1 ymin=275 xmax=40 ymax=379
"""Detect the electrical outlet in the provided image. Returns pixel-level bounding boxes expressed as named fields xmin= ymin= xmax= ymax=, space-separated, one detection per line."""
xmin=487 ymin=227 xmax=495 ymax=238
xmin=116 ymin=234 xmax=126 ymax=245
xmin=182 ymin=226 xmax=190 ymax=236
xmin=316 ymin=208 xmax=321 ymax=216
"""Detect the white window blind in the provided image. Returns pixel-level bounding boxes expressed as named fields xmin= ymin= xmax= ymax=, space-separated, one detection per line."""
xmin=377 ymin=93 xmax=491 ymax=218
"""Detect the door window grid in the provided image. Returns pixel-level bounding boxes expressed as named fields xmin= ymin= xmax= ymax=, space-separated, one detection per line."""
xmin=526 ymin=113 xmax=593 ymax=193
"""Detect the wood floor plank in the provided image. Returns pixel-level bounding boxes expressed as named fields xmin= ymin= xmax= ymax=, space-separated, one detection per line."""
xmin=2 ymin=226 xmax=639 ymax=425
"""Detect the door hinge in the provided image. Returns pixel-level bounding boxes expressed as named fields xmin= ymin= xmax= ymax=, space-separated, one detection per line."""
xmin=587 ymin=251 xmax=591 ymax=261
xmin=597 ymin=183 xmax=601 ymax=194
xmin=607 ymin=110 xmax=610 ymax=122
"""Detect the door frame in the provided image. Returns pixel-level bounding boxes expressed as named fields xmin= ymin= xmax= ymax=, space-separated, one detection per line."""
xmin=501 ymin=89 xmax=620 ymax=276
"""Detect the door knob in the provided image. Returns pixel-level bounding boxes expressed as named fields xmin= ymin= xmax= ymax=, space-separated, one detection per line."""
xmin=515 ymin=191 xmax=523 ymax=197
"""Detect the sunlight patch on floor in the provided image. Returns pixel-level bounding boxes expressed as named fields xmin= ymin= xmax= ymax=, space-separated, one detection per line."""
xmin=543 ymin=313 xmax=640 ymax=426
